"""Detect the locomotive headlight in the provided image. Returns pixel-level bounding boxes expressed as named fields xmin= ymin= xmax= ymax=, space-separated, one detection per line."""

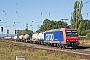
xmin=67 ymin=40 xmax=69 ymax=41
xmin=76 ymin=40 xmax=78 ymax=41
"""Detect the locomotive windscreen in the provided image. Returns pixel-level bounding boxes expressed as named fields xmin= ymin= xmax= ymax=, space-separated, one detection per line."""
xmin=66 ymin=30 xmax=78 ymax=36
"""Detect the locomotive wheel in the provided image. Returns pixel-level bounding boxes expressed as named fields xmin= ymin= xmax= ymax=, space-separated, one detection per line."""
xmin=63 ymin=45 xmax=68 ymax=49
xmin=25 ymin=40 xmax=27 ymax=43
xmin=60 ymin=44 xmax=63 ymax=48
xmin=51 ymin=43 xmax=54 ymax=46
xmin=57 ymin=43 xmax=59 ymax=48
xmin=57 ymin=43 xmax=63 ymax=48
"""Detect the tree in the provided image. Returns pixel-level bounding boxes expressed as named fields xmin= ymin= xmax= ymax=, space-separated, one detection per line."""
xmin=78 ymin=20 xmax=90 ymax=36
xmin=70 ymin=0 xmax=83 ymax=29
xmin=36 ymin=19 xmax=68 ymax=32
xmin=17 ymin=30 xmax=33 ymax=37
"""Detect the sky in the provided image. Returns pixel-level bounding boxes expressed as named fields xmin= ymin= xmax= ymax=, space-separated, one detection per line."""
xmin=0 ymin=0 xmax=90 ymax=34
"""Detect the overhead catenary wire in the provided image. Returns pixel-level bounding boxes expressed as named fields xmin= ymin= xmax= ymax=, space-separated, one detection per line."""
xmin=2 ymin=0 xmax=90 ymax=21
xmin=8 ymin=0 xmax=72 ymax=16
xmin=83 ymin=0 xmax=90 ymax=4
xmin=4 ymin=0 xmax=90 ymax=16
xmin=82 ymin=0 xmax=90 ymax=18
xmin=1 ymin=0 xmax=90 ymax=19
xmin=8 ymin=0 xmax=41 ymax=12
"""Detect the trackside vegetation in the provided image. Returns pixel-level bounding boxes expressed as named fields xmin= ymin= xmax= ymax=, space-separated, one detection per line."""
xmin=0 ymin=40 xmax=83 ymax=60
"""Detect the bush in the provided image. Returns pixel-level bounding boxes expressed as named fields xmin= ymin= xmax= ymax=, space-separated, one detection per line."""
xmin=86 ymin=33 xmax=90 ymax=39
xmin=80 ymin=30 xmax=90 ymax=36
xmin=79 ymin=36 xmax=87 ymax=40
xmin=80 ymin=31 xmax=86 ymax=36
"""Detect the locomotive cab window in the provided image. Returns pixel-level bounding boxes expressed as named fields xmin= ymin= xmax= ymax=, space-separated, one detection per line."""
xmin=66 ymin=30 xmax=78 ymax=36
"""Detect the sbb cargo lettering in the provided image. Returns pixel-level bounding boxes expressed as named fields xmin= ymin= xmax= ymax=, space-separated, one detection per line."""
xmin=46 ymin=34 xmax=54 ymax=41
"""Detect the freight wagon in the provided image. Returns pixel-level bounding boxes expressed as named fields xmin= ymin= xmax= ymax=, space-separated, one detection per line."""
xmin=12 ymin=34 xmax=30 ymax=42
xmin=32 ymin=32 xmax=44 ymax=44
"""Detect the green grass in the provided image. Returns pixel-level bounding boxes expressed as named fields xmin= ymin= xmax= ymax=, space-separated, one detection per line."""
xmin=0 ymin=40 xmax=86 ymax=60
xmin=79 ymin=40 xmax=90 ymax=45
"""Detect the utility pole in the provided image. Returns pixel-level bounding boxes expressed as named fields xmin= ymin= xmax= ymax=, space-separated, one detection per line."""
xmin=26 ymin=23 xmax=28 ymax=31
xmin=32 ymin=21 xmax=33 ymax=32
xmin=7 ymin=29 xmax=9 ymax=37
xmin=6 ymin=25 xmax=11 ymax=37
xmin=0 ymin=20 xmax=1 ymax=26
xmin=83 ymin=1 xmax=90 ymax=19
xmin=13 ymin=22 xmax=20 ymax=41
xmin=13 ymin=22 xmax=20 ymax=34
xmin=0 ymin=20 xmax=3 ymax=40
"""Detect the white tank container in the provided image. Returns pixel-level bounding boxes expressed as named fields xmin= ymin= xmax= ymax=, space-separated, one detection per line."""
xmin=4 ymin=37 xmax=11 ymax=40
xmin=32 ymin=33 xmax=38 ymax=40
xmin=13 ymin=36 xmax=17 ymax=40
xmin=32 ymin=34 xmax=35 ymax=39
xmin=35 ymin=33 xmax=38 ymax=40
xmin=19 ymin=35 xmax=23 ymax=39
xmin=23 ymin=34 xmax=30 ymax=39
xmin=38 ymin=32 xmax=43 ymax=40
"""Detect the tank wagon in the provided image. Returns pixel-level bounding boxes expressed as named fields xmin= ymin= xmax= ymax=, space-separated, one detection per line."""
xmin=19 ymin=35 xmax=23 ymax=41
xmin=23 ymin=34 xmax=30 ymax=42
xmin=32 ymin=33 xmax=39 ymax=43
xmin=12 ymin=34 xmax=30 ymax=42
xmin=13 ymin=36 xmax=17 ymax=40
xmin=32 ymin=28 xmax=79 ymax=48
xmin=32 ymin=32 xmax=44 ymax=44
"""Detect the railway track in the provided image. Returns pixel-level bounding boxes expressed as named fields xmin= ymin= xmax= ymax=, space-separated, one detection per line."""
xmin=23 ymin=43 xmax=90 ymax=59
xmin=2 ymin=40 xmax=90 ymax=59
